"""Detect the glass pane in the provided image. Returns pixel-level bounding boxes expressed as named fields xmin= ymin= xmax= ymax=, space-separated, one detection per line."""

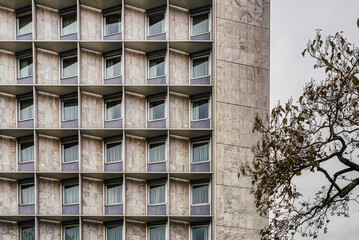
xmin=106 ymin=142 xmax=122 ymax=163
xmin=19 ymin=98 xmax=33 ymax=120
xmin=192 ymin=184 xmax=209 ymax=204
xmin=193 ymin=57 xmax=209 ymax=78
xmin=20 ymin=142 xmax=34 ymax=163
xmin=18 ymin=15 xmax=32 ymax=36
xmin=64 ymin=185 xmax=79 ymax=204
xmin=106 ymin=14 xmax=121 ymax=35
xmin=193 ymin=142 xmax=209 ymax=163
xmin=106 ymin=100 xmax=122 ymax=120
xmin=63 ymin=100 xmax=78 ymax=121
xmin=192 ymin=13 xmax=209 ymax=36
xmin=63 ymin=57 xmax=78 ymax=78
xmin=107 ymin=226 xmax=122 ymax=240
xmin=107 ymin=185 xmax=122 ymax=204
xmin=150 ymin=184 xmax=165 ymax=204
xmin=21 ymin=226 xmax=35 ymax=240
xmin=193 ymin=226 xmax=209 ymax=240
xmin=148 ymin=57 xmax=165 ymax=78
xmin=19 ymin=57 xmax=33 ymax=78
xmin=106 ymin=56 xmax=122 ymax=78
xmin=62 ymin=13 xmax=77 ymax=36
xmin=148 ymin=14 xmax=164 ymax=35
xmin=149 ymin=100 xmax=165 ymax=120
xmin=192 ymin=99 xmax=209 ymax=120
xmin=21 ymin=184 xmax=35 ymax=204
xmin=65 ymin=226 xmax=79 ymax=240
xmin=149 ymin=142 xmax=165 ymax=163
xmin=63 ymin=142 xmax=78 ymax=162
xmin=150 ymin=226 xmax=166 ymax=240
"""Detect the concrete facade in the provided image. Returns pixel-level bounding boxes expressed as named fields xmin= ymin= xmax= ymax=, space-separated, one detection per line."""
xmin=0 ymin=0 xmax=269 ymax=239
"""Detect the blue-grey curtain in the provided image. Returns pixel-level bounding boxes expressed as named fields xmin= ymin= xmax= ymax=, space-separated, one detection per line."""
xmin=65 ymin=226 xmax=79 ymax=240
xmin=150 ymin=226 xmax=165 ymax=240
xmin=18 ymin=15 xmax=32 ymax=36
xmin=192 ymin=13 xmax=209 ymax=36
xmin=20 ymin=142 xmax=34 ymax=163
xmin=193 ymin=57 xmax=209 ymax=78
xmin=21 ymin=226 xmax=35 ymax=240
xmin=106 ymin=142 xmax=122 ymax=162
xmin=20 ymin=99 xmax=33 ymax=120
xmin=149 ymin=14 xmax=164 ymax=35
xmin=63 ymin=100 xmax=78 ymax=121
xmin=149 ymin=142 xmax=165 ymax=163
xmin=107 ymin=184 xmax=122 ymax=204
xmin=192 ymin=184 xmax=209 ymax=204
xmin=192 ymin=99 xmax=209 ymax=120
xmin=149 ymin=100 xmax=165 ymax=120
xmin=106 ymin=14 xmax=121 ymax=35
xmin=64 ymin=185 xmax=79 ymax=204
xmin=19 ymin=57 xmax=33 ymax=78
xmin=106 ymin=100 xmax=121 ymax=120
xmin=193 ymin=226 xmax=209 ymax=240
xmin=62 ymin=13 xmax=77 ymax=36
xmin=150 ymin=184 xmax=165 ymax=204
xmin=64 ymin=142 xmax=78 ymax=162
xmin=63 ymin=57 xmax=78 ymax=78
xmin=21 ymin=184 xmax=35 ymax=204
xmin=149 ymin=57 xmax=165 ymax=78
xmin=107 ymin=226 xmax=122 ymax=240
xmin=106 ymin=56 xmax=122 ymax=78
xmin=192 ymin=142 xmax=209 ymax=163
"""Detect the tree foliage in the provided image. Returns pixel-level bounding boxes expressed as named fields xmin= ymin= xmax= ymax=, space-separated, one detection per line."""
xmin=240 ymin=30 xmax=359 ymax=239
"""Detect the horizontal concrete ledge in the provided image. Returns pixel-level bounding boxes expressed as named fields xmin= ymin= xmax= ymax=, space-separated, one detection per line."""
xmin=216 ymin=100 xmax=268 ymax=112
xmin=215 ymin=183 xmax=252 ymax=190
xmin=215 ymin=142 xmax=252 ymax=149
xmin=216 ymin=58 xmax=270 ymax=71
xmin=216 ymin=16 xmax=270 ymax=30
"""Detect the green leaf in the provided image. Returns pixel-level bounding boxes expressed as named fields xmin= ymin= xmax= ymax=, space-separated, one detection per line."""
xmin=298 ymin=136 xmax=304 ymax=144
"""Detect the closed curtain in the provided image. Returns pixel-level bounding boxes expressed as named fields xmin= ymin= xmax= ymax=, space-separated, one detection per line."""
xmin=63 ymin=57 xmax=77 ymax=78
xmin=149 ymin=57 xmax=165 ymax=78
xmin=18 ymin=15 xmax=32 ymax=35
xmin=149 ymin=14 xmax=164 ymax=35
xmin=149 ymin=142 xmax=165 ymax=163
xmin=193 ymin=57 xmax=209 ymax=78
xmin=107 ymin=142 xmax=122 ymax=162
xmin=21 ymin=226 xmax=35 ymax=240
xmin=106 ymin=14 xmax=121 ymax=35
xmin=193 ymin=142 xmax=209 ymax=163
xmin=192 ymin=99 xmax=209 ymax=120
xmin=64 ymin=185 xmax=79 ymax=204
xmin=107 ymin=226 xmax=122 ymax=240
xmin=64 ymin=142 xmax=78 ymax=162
xmin=149 ymin=100 xmax=165 ymax=120
xmin=193 ymin=226 xmax=208 ymax=240
xmin=21 ymin=142 xmax=34 ymax=163
xmin=106 ymin=57 xmax=121 ymax=78
xmin=150 ymin=226 xmax=165 ymax=240
xmin=20 ymin=57 xmax=33 ymax=78
xmin=65 ymin=226 xmax=79 ymax=240
xmin=62 ymin=14 xmax=77 ymax=35
xmin=20 ymin=99 xmax=33 ymax=120
xmin=106 ymin=100 xmax=121 ymax=120
xmin=192 ymin=184 xmax=208 ymax=204
xmin=150 ymin=185 xmax=165 ymax=204
xmin=21 ymin=184 xmax=34 ymax=204
xmin=192 ymin=13 xmax=209 ymax=36
xmin=107 ymin=185 xmax=122 ymax=204
xmin=63 ymin=101 xmax=78 ymax=121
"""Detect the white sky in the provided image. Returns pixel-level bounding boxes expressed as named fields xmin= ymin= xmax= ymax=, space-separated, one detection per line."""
xmin=270 ymin=0 xmax=359 ymax=239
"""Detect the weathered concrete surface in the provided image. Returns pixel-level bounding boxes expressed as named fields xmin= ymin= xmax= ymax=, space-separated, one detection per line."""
xmin=82 ymin=178 xmax=103 ymax=215
xmin=0 ymin=221 xmax=17 ymax=240
xmin=81 ymin=135 xmax=103 ymax=172
xmin=0 ymin=8 xmax=15 ymax=40
xmin=169 ymin=7 xmax=189 ymax=40
xmin=0 ymin=136 xmax=16 ymax=172
xmin=169 ymin=136 xmax=189 ymax=172
xmin=0 ymin=94 xmax=16 ymax=128
xmin=37 ymin=135 xmax=61 ymax=172
xmin=36 ymin=92 xmax=60 ymax=128
xmin=125 ymin=178 xmax=146 ymax=215
xmin=169 ymin=50 xmax=189 ymax=85
xmin=124 ymin=7 xmax=145 ymax=40
xmin=0 ymin=179 xmax=17 ymax=214
xmin=0 ymin=52 xmax=16 ymax=84
xmin=81 ymin=93 xmax=102 ymax=128
xmin=36 ymin=49 xmax=59 ymax=84
xmin=124 ymin=49 xmax=146 ymax=84
xmin=125 ymin=93 xmax=146 ymax=128
xmin=36 ymin=5 xmax=59 ymax=40
xmin=169 ymin=179 xmax=189 ymax=215
xmin=39 ymin=221 xmax=61 ymax=240
xmin=169 ymin=93 xmax=189 ymax=129
xmin=82 ymin=221 xmax=103 ymax=239
xmin=38 ymin=178 xmax=61 ymax=215
xmin=125 ymin=136 xmax=146 ymax=172
xmin=80 ymin=7 xmax=101 ymax=40
xmin=170 ymin=222 xmax=189 ymax=240
xmin=80 ymin=50 xmax=102 ymax=84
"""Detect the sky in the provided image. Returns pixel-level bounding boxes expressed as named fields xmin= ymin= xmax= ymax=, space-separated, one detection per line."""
xmin=270 ymin=0 xmax=359 ymax=239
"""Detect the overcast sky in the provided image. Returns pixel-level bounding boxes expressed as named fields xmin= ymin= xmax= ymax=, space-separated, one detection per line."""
xmin=270 ymin=0 xmax=359 ymax=239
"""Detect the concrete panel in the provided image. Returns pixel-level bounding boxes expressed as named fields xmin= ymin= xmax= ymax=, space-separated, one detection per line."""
xmin=36 ymin=6 xmax=59 ymax=40
xmin=125 ymin=179 xmax=146 ymax=215
xmin=126 ymin=221 xmax=146 ymax=240
xmin=38 ymin=135 xmax=61 ymax=172
xmin=124 ymin=7 xmax=145 ymax=40
xmin=0 ymin=94 xmax=16 ymax=128
xmin=39 ymin=221 xmax=62 ymax=240
xmin=0 ymin=222 xmax=17 ymax=240
xmin=38 ymin=178 xmax=61 ymax=215
xmin=125 ymin=93 xmax=146 ymax=128
xmin=124 ymin=49 xmax=146 ymax=84
xmin=170 ymin=222 xmax=189 ymax=240
xmin=0 ymin=137 xmax=16 ymax=172
xmin=125 ymin=136 xmax=146 ymax=172
xmin=0 ymin=179 xmax=17 ymax=214
xmin=81 ymin=135 xmax=103 ymax=172
xmin=36 ymin=49 xmax=60 ymax=84
xmin=82 ymin=221 xmax=103 ymax=239
xmin=80 ymin=49 xmax=102 ymax=84
xmin=82 ymin=178 xmax=103 ymax=215
xmin=169 ymin=179 xmax=189 ymax=215
xmin=169 ymin=50 xmax=189 ymax=85
xmin=169 ymin=136 xmax=189 ymax=172
xmin=169 ymin=93 xmax=189 ymax=128
xmin=216 ymin=225 xmax=261 ymax=240
xmin=37 ymin=93 xmax=60 ymax=128
xmin=0 ymin=8 xmax=15 ymax=40
xmin=0 ymin=52 xmax=16 ymax=84
xmin=169 ymin=7 xmax=189 ymax=40
xmin=80 ymin=7 xmax=102 ymax=40
xmin=81 ymin=93 xmax=102 ymax=128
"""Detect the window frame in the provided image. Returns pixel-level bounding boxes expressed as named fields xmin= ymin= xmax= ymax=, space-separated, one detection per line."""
xmin=148 ymin=182 xmax=167 ymax=206
xmin=148 ymin=224 xmax=166 ymax=240
xmin=147 ymin=11 xmax=166 ymax=37
xmin=20 ymin=225 xmax=35 ymax=240
xmin=17 ymin=54 xmax=33 ymax=79
xmin=105 ymin=183 xmax=123 ymax=206
xmin=104 ymin=97 xmax=122 ymax=122
xmin=63 ymin=224 xmax=79 ymax=240
xmin=62 ymin=97 xmax=78 ymax=122
xmin=18 ymin=97 xmax=34 ymax=121
xmin=61 ymin=55 xmax=78 ymax=79
xmin=17 ymin=13 xmax=32 ymax=37
xmin=191 ymin=182 xmax=211 ymax=206
xmin=191 ymin=140 xmax=210 ymax=164
xmin=191 ymin=54 xmax=211 ymax=79
xmin=191 ymin=224 xmax=211 ymax=240
xmin=62 ymin=140 xmax=79 ymax=164
xmin=19 ymin=182 xmax=35 ymax=205
xmin=106 ymin=224 xmax=123 ymax=240
xmin=148 ymin=98 xmax=166 ymax=122
xmin=104 ymin=54 xmax=122 ymax=79
xmin=147 ymin=55 xmax=166 ymax=79
xmin=191 ymin=97 xmax=211 ymax=122
xmin=104 ymin=11 xmax=122 ymax=36
xmin=19 ymin=140 xmax=35 ymax=164
xmin=190 ymin=10 xmax=211 ymax=37
xmin=63 ymin=183 xmax=79 ymax=206
xmin=148 ymin=140 xmax=166 ymax=164
xmin=105 ymin=141 xmax=123 ymax=164
xmin=60 ymin=11 xmax=77 ymax=37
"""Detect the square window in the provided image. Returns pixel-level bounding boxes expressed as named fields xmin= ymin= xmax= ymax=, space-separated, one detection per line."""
xmin=64 ymin=185 xmax=79 ymax=205
xmin=148 ymin=56 xmax=165 ymax=79
xmin=19 ymin=98 xmax=33 ymax=121
xmin=149 ymin=142 xmax=165 ymax=163
xmin=192 ymin=56 xmax=209 ymax=79
xmin=106 ymin=142 xmax=122 ymax=163
xmin=20 ymin=184 xmax=35 ymax=205
xmin=149 ymin=184 xmax=165 ymax=205
xmin=149 ymin=225 xmax=166 ymax=240
xmin=18 ymin=56 xmax=33 ymax=79
xmin=17 ymin=14 xmax=32 ymax=36
xmin=192 ymin=184 xmax=209 ymax=205
xmin=192 ymin=142 xmax=209 ymax=163
xmin=191 ymin=13 xmax=209 ymax=36
xmin=148 ymin=13 xmax=165 ymax=36
xmin=192 ymin=99 xmax=209 ymax=121
xmin=20 ymin=141 xmax=34 ymax=163
xmin=62 ymin=56 xmax=78 ymax=79
xmin=106 ymin=184 xmax=122 ymax=205
xmin=61 ymin=12 xmax=77 ymax=36
xmin=192 ymin=226 xmax=209 ymax=240
xmin=106 ymin=99 xmax=122 ymax=121
xmin=63 ymin=99 xmax=78 ymax=121
xmin=64 ymin=226 xmax=79 ymax=240
xmin=63 ymin=142 xmax=78 ymax=163
xmin=105 ymin=14 xmax=121 ymax=36
xmin=107 ymin=226 xmax=123 ymax=240
xmin=105 ymin=56 xmax=122 ymax=79
xmin=148 ymin=99 xmax=165 ymax=121
xmin=21 ymin=226 xmax=35 ymax=240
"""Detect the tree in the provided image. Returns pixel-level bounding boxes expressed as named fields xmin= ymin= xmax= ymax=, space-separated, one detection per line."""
xmin=240 ymin=30 xmax=359 ymax=239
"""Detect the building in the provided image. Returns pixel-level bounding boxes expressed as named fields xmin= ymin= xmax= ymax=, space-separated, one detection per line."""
xmin=0 ymin=0 xmax=270 ymax=239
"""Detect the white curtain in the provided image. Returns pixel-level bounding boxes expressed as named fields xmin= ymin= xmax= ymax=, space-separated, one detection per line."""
xmin=20 ymin=57 xmax=33 ymax=78
xmin=149 ymin=100 xmax=165 ymax=120
xmin=149 ymin=142 xmax=165 ymax=163
xmin=20 ymin=99 xmax=33 ymax=120
xmin=106 ymin=14 xmax=121 ymax=35
xmin=192 ymin=184 xmax=208 ymax=204
xmin=21 ymin=184 xmax=35 ymax=204
xmin=63 ymin=57 xmax=77 ymax=78
xmin=150 ymin=185 xmax=165 ymax=204
xmin=106 ymin=142 xmax=122 ymax=162
xmin=107 ymin=226 xmax=122 ymax=240
xmin=192 ymin=13 xmax=209 ymax=36
xmin=149 ymin=14 xmax=164 ymax=35
xmin=192 ymin=99 xmax=209 ymax=120
xmin=62 ymin=14 xmax=77 ymax=36
xmin=106 ymin=100 xmax=121 ymax=120
xmin=107 ymin=185 xmax=122 ymax=204
xmin=193 ymin=57 xmax=209 ymax=78
xmin=18 ymin=15 xmax=32 ymax=36
xmin=21 ymin=226 xmax=35 ymax=240
xmin=193 ymin=142 xmax=209 ymax=163
xmin=150 ymin=226 xmax=165 ymax=240
xmin=149 ymin=57 xmax=165 ymax=78
xmin=193 ymin=226 xmax=209 ymax=240
xmin=106 ymin=57 xmax=121 ymax=78
xmin=64 ymin=185 xmax=79 ymax=204
xmin=21 ymin=142 xmax=34 ymax=163
xmin=63 ymin=101 xmax=78 ymax=121
xmin=65 ymin=226 xmax=79 ymax=240
xmin=64 ymin=142 xmax=78 ymax=162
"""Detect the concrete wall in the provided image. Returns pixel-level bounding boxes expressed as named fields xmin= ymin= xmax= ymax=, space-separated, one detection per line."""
xmin=125 ymin=178 xmax=146 ymax=215
xmin=0 ymin=52 xmax=16 ymax=84
xmin=125 ymin=136 xmax=146 ymax=172
xmin=169 ymin=7 xmax=189 ymax=40
xmin=82 ymin=178 xmax=103 ymax=215
xmin=170 ymin=222 xmax=189 ymax=240
xmin=36 ymin=49 xmax=59 ymax=84
xmin=37 ymin=135 xmax=61 ymax=172
xmin=36 ymin=6 xmax=59 ymax=40
xmin=0 ymin=94 xmax=16 ymax=128
xmin=169 ymin=179 xmax=189 ymax=215
xmin=80 ymin=7 xmax=102 ymax=40
xmin=80 ymin=92 xmax=102 ymax=128
xmin=169 ymin=50 xmax=189 ymax=85
xmin=38 ymin=178 xmax=61 ymax=215
xmin=125 ymin=93 xmax=146 ymax=128
xmin=169 ymin=93 xmax=189 ymax=128
xmin=169 ymin=136 xmax=189 ymax=172
xmin=82 ymin=221 xmax=103 ymax=239
xmin=124 ymin=7 xmax=145 ymax=40
xmin=80 ymin=49 xmax=102 ymax=84
xmin=0 ymin=8 xmax=15 ymax=40
xmin=81 ymin=135 xmax=103 ymax=172
xmin=37 ymin=92 xmax=60 ymax=128
xmin=126 ymin=221 xmax=146 ymax=240
xmin=39 ymin=221 xmax=61 ymax=240
xmin=0 ymin=136 xmax=16 ymax=172
xmin=124 ymin=49 xmax=146 ymax=84
xmin=0 ymin=221 xmax=17 ymax=240
xmin=0 ymin=179 xmax=17 ymax=214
